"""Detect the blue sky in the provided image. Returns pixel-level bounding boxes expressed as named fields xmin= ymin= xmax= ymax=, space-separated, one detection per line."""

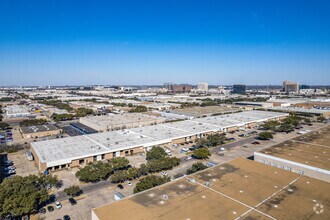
xmin=0 ymin=0 xmax=330 ymax=86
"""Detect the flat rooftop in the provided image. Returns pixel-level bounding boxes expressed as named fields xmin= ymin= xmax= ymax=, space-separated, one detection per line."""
xmin=20 ymin=124 xmax=59 ymax=134
xmin=259 ymin=125 xmax=330 ymax=170
xmin=268 ymin=106 xmax=330 ymax=115
xmin=168 ymin=106 xmax=238 ymax=118
xmin=31 ymin=111 xmax=288 ymax=167
xmin=93 ymin=158 xmax=330 ymax=220
xmin=80 ymin=113 xmax=164 ymax=127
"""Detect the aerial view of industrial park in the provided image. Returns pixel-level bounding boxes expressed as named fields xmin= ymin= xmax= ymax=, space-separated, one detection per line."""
xmin=0 ymin=1 xmax=329 ymax=220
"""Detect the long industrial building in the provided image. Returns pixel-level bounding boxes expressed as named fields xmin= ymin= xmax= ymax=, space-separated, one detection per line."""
xmin=79 ymin=113 xmax=166 ymax=132
xmin=30 ymin=111 xmax=288 ymax=172
xmin=254 ymin=125 xmax=330 ymax=182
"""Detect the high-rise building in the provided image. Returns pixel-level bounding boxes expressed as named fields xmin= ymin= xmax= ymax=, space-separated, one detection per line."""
xmin=197 ymin=82 xmax=208 ymax=91
xmin=163 ymin=82 xmax=174 ymax=92
xmin=232 ymin=84 xmax=246 ymax=94
xmin=172 ymin=84 xmax=192 ymax=93
xmin=283 ymin=80 xmax=299 ymax=94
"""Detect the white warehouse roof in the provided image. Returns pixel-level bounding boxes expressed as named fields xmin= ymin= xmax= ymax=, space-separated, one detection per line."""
xmin=31 ymin=110 xmax=288 ymax=168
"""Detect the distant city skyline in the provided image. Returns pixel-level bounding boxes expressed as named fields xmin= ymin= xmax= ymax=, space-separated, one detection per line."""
xmin=1 ymin=0 xmax=330 ymax=86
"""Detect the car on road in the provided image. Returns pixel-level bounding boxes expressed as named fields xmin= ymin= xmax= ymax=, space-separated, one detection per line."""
xmin=47 ymin=205 xmax=54 ymax=212
xmin=63 ymin=215 xmax=71 ymax=220
xmin=251 ymin=141 xmax=260 ymax=145
xmin=117 ymin=184 xmax=124 ymax=189
xmin=68 ymin=198 xmax=77 ymax=205
xmin=217 ymin=152 xmax=224 ymax=156
xmin=55 ymin=201 xmax=62 ymax=209
xmin=220 ymin=147 xmax=226 ymax=151
xmin=38 ymin=208 xmax=46 ymax=214
xmin=242 ymin=144 xmax=248 ymax=148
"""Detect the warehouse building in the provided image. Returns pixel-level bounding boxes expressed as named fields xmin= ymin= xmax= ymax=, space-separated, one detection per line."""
xmin=268 ymin=106 xmax=330 ymax=118
xmin=4 ymin=105 xmax=31 ymax=118
xmin=79 ymin=113 xmax=166 ymax=132
xmin=92 ymin=158 xmax=330 ymax=220
xmin=254 ymin=125 xmax=330 ymax=182
xmin=31 ymin=111 xmax=288 ymax=171
xmin=20 ymin=124 xmax=61 ymax=139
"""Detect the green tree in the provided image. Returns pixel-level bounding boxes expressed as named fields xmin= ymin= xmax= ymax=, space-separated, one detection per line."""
xmin=195 ymin=138 xmax=209 ymax=147
xmin=75 ymin=108 xmax=94 ymax=117
xmin=0 ymin=174 xmax=58 ymax=218
xmin=126 ymin=167 xmax=138 ymax=180
xmin=146 ymin=146 xmax=167 ymax=160
xmin=304 ymin=118 xmax=311 ymax=124
xmin=110 ymin=170 xmax=128 ymax=183
xmin=19 ymin=119 xmax=48 ymax=127
xmin=277 ymin=123 xmax=294 ymax=133
xmin=129 ymin=105 xmax=147 ymax=113
xmin=137 ymin=163 xmax=149 ymax=177
xmin=64 ymin=185 xmax=82 ymax=197
xmin=193 ymin=147 xmax=211 ymax=159
xmin=317 ymin=116 xmax=326 ymax=122
xmin=147 ymin=157 xmax=180 ymax=172
xmin=258 ymin=131 xmax=274 ymax=140
xmin=111 ymin=157 xmax=130 ymax=170
xmin=186 ymin=162 xmax=208 ymax=174
xmin=261 ymin=121 xmax=280 ymax=131
xmin=133 ymin=175 xmax=170 ymax=193
xmin=76 ymin=161 xmax=113 ymax=183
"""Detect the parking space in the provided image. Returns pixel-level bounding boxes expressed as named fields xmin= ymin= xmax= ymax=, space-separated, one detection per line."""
xmin=7 ymin=150 xmax=39 ymax=177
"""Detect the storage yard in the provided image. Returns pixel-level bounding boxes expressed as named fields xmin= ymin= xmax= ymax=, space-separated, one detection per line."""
xmin=92 ymin=158 xmax=330 ymax=220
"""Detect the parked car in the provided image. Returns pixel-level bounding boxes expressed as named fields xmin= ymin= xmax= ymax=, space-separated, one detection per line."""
xmin=63 ymin=215 xmax=71 ymax=220
xmin=185 ymin=156 xmax=192 ymax=161
xmin=205 ymin=162 xmax=217 ymax=168
xmin=38 ymin=208 xmax=46 ymax=214
xmin=217 ymin=152 xmax=224 ymax=156
xmin=55 ymin=201 xmax=62 ymax=209
xmin=117 ymin=184 xmax=124 ymax=189
xmin=47 ymin=206 xmax=54 ymax=212
xmin=68 ymin=198 xmax=77 ymax=205
xmin=251 ymin=141 xmax=260 ymax=145
xmin=126 ymin=181 xmax=132 ymax=186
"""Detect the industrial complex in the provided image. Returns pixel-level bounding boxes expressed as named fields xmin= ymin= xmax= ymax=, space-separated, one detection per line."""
xmin=30 ymin=110 xmax=288 ymax=171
